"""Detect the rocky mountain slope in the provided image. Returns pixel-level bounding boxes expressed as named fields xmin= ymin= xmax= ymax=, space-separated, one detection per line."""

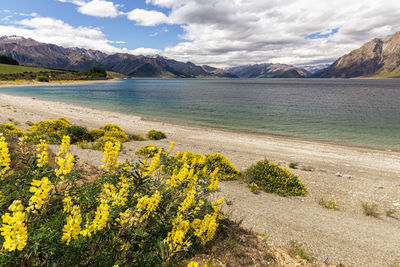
xmin=321 ymin=31 xmax=400 ymax=78
xmin=227 ymin=63 xmax=309 ymax=78
xmin=0 ymin=36 xmax=235 ymax=78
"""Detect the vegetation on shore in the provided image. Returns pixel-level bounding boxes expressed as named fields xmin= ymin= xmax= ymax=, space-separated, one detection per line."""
xmin=0 ymin=117 xmax=313 ymax=266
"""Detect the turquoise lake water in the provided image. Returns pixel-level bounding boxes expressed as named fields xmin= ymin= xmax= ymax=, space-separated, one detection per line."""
xmin=1 ymin=78 xmax=399 ymax=151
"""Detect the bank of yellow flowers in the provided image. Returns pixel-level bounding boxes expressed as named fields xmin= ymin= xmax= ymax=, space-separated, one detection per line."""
xmin=0 ymin=133 xmax=229 ymax=266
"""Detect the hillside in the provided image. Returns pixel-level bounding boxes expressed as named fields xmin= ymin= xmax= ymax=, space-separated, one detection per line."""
xmin=0 ymin=63 xmax=49 ymax=74
xmin=321 ymin=31 xmax=400 ymax=78
xmin=227 ymin=63 xmax=309 ymax=78
xmin=0 ymin=36 xmax=235 ymax=78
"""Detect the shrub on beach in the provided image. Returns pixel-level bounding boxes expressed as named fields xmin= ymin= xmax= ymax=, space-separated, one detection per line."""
xmin=0 ymin=123 xmax=25 ymax=137
xmin=147 ymin=129 xmax=167 ymax=140
xmin=244 ymin=160 xmax=306 ymax=196
xmin=27 ymin=118 xmax=70 ymax=144
xmin=88 ymin=129 xmax=105 ymax=141
xmin=36 ymin=76 xmax=50 ymax=82
xmin=135 ymin=144 xmax=161 ymax=158
xmin=63 ymin=125 xmax=91 ymax=143
xmin=0 ymin=135 xmax=224 ymax=266
xmin=101 ymin=124 xmax=123 ymax=132
xmin=174 ymin=151 xmax=240 ymax=181
xmin=93 ymin=136 xmax=120 ymax=151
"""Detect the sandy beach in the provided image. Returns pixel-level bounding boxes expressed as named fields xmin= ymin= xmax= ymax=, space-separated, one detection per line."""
xmin=0 ymin=92 xmax=399 ymax=266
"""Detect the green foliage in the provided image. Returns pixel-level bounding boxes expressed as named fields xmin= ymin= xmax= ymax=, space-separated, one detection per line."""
xmin=86 ymin=67 xmax=107 ymax=78
xmin=319 ymin=198 xmax=338 ymax=210
xmin=289 ymin=241 xmax=313 ymax=263
xmin=361 ymin=202 xmax=379 ymax=218
xmin=0 ymin=55 xmax=19 ymax=65
xmin=27 ymin=118 xmax=70 ymax=144
xmin=244 ymin=160 xmax=306 ymax=196
xmin=93 ymin=136 xmax=120 ymax=151
xmin=289 ymin=162 xmax=299 ymax=169
xmin=135 ymin=144 xmax=160 ymax=158
xmin=63 ymin=126 xmax=91 ymax=144
xmin=104 ymin=130 xmax=128 ymax=143
xmin=147 ymin=130 xmax=167 ymax=140
xmin=205 ymin=153 xmax=240 ymax=181
xmin=129 ymin=134 xmax=146 ymax=141
xmin=102 ymin=124 xmax=123 ymax=132
xmin=36 ymin=76 xmax=50 ymax=82
xmin=0 ymin=123 xmax=25 ymax=137
xmin=0 ymin=137 xmax=224 ymax=266
xmin=0 ymin=64 xmax=50 ymax=74
xmin=88 ymin=129 xmax=105 ymax=141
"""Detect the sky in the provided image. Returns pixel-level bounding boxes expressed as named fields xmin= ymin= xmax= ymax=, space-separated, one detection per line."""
xmin=1 ymin=0 xmax=400 ymax=68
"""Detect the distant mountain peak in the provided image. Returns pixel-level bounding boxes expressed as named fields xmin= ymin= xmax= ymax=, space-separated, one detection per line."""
xmin=227 ymin=63 xmax=309 ymax=78
xmin=320 ymin=31 xmax=400 ymax=78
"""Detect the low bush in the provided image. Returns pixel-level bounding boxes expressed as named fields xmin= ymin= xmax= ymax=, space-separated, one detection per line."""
xmin=27 ymin=118 xmax=70 ymax=144
xmin=88 ymin=129 xmax=105 ymax=141
xmin=129 ymin=134 xmax=146 ymax=141
xmin=104 ymin=129 xmax=128 ymax=143
xmin=102 ymin=124 xmax=123 ymax=132
xmin=36 ymin=76 xmax=49 ymax=82
xmin=63 ymin=125 xmax=91 ymax=144
xmin=319 ymin=198 xmax=338 ymax=210
xmin=361 ymin=202 xmax=379 ymax=218
xmin=0 ymin=123 xmax=25 ymax=137
xmin=147 ymin=129 xmax=167 ymax=140
xmin=135 ymin=144 xmax=161 ymax=158
xmin=93 ymin=136 xmax=120 ymax=151
xmin=244 ymin=160 xmax=306 ymax=196
xmin=0 ymin=136 xmax=224 ymax=266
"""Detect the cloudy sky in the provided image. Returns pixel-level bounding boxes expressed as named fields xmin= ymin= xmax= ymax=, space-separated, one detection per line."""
xmin=1 ymin=0 xmax=400 ymax=67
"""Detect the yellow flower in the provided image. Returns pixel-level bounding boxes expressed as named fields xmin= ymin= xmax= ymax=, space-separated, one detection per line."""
xmin=0 ymin=134 xmax=11 ymax=179
xmin=91 ymin=203 xmax=110 ymax=233
xmin=178 ymin=187 xmax=196 ymax=214
xmin=208 ymin=167 xmax=219 ymax=191
xmin=61 ymin=205 xmax=82 ymax=245
xmin=167 ymin=141 xmax=175 ymax=154
xmin=100 ymin=141 xmax=120 ymax=171
xmin=194 ymin=197 xmax=224 ymax=245
xmin=0 ymin=200 xmax=27 ymax=251
xmin=143 ymin=149 xmax=161 ymax=177
xmin=120 ymin=241 xmax=131 ymax=251
xmin=55 ymin=136 xmax=74 ymax=179
xmin=187 ymin=262 xmax=199 ymax=267
xmin=63 ymin=195 xmax=74 ymax=214
xmin=166 ymin=215 xmax=190 ymax=253
xmin=135 ymin=191 xmax=162 ymax=224
xmin=36 ymin=139 xmax=48 ymax=168
xmin=27 ymin=177 xmax=53 ymax=212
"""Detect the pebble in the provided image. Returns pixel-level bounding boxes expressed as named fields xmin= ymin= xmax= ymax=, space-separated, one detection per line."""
xmin=335 ymin=172 xmax=342 ymax=177
xmin=343 ymin=174 xmax=352 ymax=179
xmin=375 ymin=186 xmax=384 ymax=189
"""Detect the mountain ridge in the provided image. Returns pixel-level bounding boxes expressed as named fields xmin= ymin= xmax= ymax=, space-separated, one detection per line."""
xmin=0 ymin=36 xmax=236 ymax=78
xmin=227 ymin=63 xmax=310 ymax=78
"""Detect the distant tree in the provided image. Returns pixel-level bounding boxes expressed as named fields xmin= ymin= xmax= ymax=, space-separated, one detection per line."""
xmin=0 ymin=55 xmax=19 ymax=65
xmin=86 ymin=67 xmax=107 ymax=78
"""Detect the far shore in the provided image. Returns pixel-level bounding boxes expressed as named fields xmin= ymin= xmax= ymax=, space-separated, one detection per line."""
xmin=0 ymin=92 xmax=399 ymax=266
xmin=0 ymin=78 xmax=118 ymax=88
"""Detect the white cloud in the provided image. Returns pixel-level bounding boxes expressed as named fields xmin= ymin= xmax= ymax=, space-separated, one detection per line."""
xmin=141 ymin=0 xmax=400 ymax=67
xmin=78 ymin=0 xmax=120 ymax=18
xmin=0 ymin=16 xmax=122 ymax=53
xmin=58 ymin=0 xmax=120 ymax=18
xmin=126 ymin=9 xmax=169 ymax=26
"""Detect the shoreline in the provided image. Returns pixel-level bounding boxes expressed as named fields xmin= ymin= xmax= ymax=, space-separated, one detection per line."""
xmin=0 ymin=78 xmax=118 ymax=88
xmin=0 ymin=92 xmax=399 ymax=266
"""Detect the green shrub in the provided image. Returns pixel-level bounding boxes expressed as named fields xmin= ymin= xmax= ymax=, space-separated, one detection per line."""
xmin=244 ymin=160 xmax=306 ymax=196
xmin=86 ymin=66 xmax=107 ymax=78
xmin=0 ymin=123 xmax=25 ymax=137
xmin=63 ymin=125 xmax=91 ymax=143
xmin=319 ymin=198 xmax=338 ymax=210
xmin=205 ymin=153 xmax=240 ymax=181
xmin=93 ymin=136 xmax=120 ymax=151
xmin=289 ymin=162 xmax=299 ymax=169
xmin=361 ymin=202 xmax=379 ymax=218
xmin=0 ymin=138 xmax=224 ymax=266
xmin=26 ymin=121 xmax=35 ymax=126
xmin=27 ymin=118 xmax=70 ymax=144
xmin=88 ymin=129 xmax=105 ymax=141
xmin=135 ymin=144 xmax=160 ymax=158
xmin=147 ymin=129 xmax=167 ymax=140
xmin=37 ymin=76 xmax=49 ymax=82
xmin=101 ymin=124 xmax=123 ymax=132
xmin=104 ymin=129 xmax=128 ymax=143
xmin=129 ymin=134 xmax=146 ymax=141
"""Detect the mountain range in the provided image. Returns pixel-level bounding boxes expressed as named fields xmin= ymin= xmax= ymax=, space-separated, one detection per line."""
xmin=320 ymin=31 xmax=400 ymax=78
xmin=1 ymin=31 xmax=400 ymax=78
xmin=0 ymin=36 xmax=236 ymax=78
